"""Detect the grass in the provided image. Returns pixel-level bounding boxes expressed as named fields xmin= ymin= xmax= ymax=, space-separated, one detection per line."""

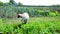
xmin=0 ymin=17 xmax=60 ymax=34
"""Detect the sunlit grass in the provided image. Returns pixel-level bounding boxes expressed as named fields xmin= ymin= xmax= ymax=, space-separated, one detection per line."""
xmin=0 ymin=17 xmax=60 ymax=34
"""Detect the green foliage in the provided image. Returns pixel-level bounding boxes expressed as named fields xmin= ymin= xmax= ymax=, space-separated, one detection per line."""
xmin=48 ymin=12 xmax=56 ymax=17
xmin=55 ymin=11 xmax=60 ymax=16
xmin=52 ymin=4 xmax=60 ymax=7
xmin=0 ymin=17 xmax=60 ymax=34
xmin=0 ymin=5 xmax=60 ymax=18
xmin=18 ymin=2 xmax=23 ymax=6
xmin=9 ymin=0 xmax=14 ymax=4
xmin=0 ymin=1 xmax=4 ymax=6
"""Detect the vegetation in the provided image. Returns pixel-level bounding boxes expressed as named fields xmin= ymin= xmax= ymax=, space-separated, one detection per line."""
xmin=0 ymin=0 xmax=60 ymax=18
xmin=0 ymin=17 xmax=60 ymax=34
xmin=9 ymin=0 xmax=14 ymax=4
xmin=0 ymin=0 xmax=60 ymax=34
xmin=0 ymin=5 xmax=60 ymax=18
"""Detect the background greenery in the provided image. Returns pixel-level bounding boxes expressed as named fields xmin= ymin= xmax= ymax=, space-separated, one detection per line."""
xmin=0 ymin=0 xmax=60 ymax=34
xmin=0 ymin=0 xmax=60 ymax=18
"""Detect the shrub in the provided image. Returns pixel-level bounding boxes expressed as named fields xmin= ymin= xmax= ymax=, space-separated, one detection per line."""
xmin=55 ymin=11 xmax=60 ymax=16
xmin=48 ymin=12 xmax=56 ymax=17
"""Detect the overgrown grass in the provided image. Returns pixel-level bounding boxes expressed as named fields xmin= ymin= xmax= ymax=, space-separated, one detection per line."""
xmin=0 ymin=17 xmax=60 ymax=34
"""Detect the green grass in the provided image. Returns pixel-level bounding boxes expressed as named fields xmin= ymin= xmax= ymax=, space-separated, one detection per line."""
xmin=0 ymin=17 xmax=60 ymax=34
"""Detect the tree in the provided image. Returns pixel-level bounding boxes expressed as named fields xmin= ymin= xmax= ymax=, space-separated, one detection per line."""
xmin=18 ymin=2 xmax=23 ymax=6
xmin=0 ymin=1 xmax=3 ymax=6
xmin=9 ymin=0 xmax=14 ymax=4
xmin=51 ymin=4 xmax=60 ymax=7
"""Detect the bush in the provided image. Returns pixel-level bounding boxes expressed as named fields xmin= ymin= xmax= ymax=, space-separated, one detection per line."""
xmin=55 ymin=11 xmax=60 ymax=16
xmin=48 ymin=12 xmax=56 ymax=17
xmin=0 ymin=5 xmax=60 ymax=17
